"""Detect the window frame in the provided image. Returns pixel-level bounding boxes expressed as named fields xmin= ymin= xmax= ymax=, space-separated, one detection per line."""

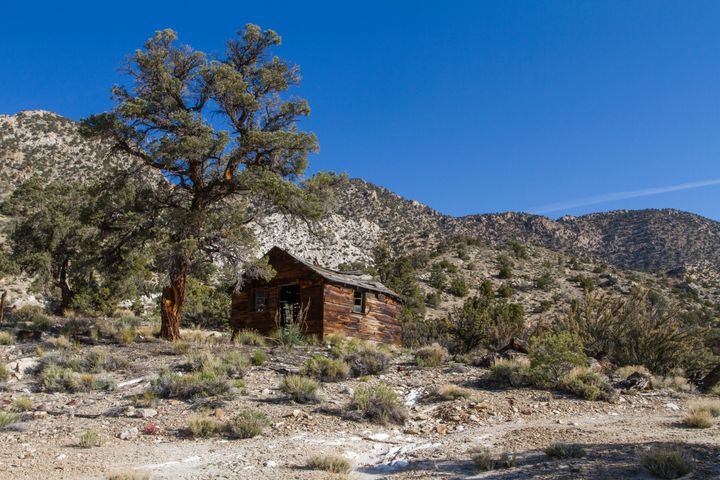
xmin=254 ymin=289 xmax=268 ymax=313
xmin=352 ymin=287 xmax=365 ymax=314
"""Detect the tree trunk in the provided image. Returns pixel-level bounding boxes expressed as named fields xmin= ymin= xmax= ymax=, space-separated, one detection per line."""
xmin=700 ymin=364 xmax=720 ymax=393
xmin=0 ymin=290 xmax=6 ymax=324
xmin=159 ymin=265 xmax=186 ymax=341
xmin=58 ymin=258 xmax=73 ymax=315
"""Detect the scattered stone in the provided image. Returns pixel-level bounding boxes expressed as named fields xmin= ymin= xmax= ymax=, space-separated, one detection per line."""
xmin=119 ymin=427 xmax=139 ymax=440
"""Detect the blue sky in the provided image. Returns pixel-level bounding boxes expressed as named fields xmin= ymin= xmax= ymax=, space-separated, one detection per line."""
xmin=1 ymin=1 xmax=719 ymax=220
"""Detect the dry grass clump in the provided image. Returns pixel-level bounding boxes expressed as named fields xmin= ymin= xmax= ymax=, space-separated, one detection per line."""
xmin=13 ymin=396 xmax=32 ymax=412
xmin=471 ymin=448 xmax=516 ymax=472
xmin=682 ymin=410 xmax=712 ymax=429
xmin=303 ymin=355 xmax=350 ymax=382
xmin=41 ymin=366 xmax=112 ymax=393
xmin=435 ymin=384 xmax=472 ymax=401
xmin=486 ymin=359 xmax=528 ymax=386
xmin=173 ymin=341 xmax=191 ymax=355
xmin=414 ymin=343 xmax=448 ymax=368
xmin=641 ymin=447 xmax=693 ymax=479
xmin=345 ymin=347 xmax=390 ymax=377
xmin=0 ymin=412 xmax=19 ymax=428
xmin=0 ymin=331 xmax=14 ymax=345
xmin=78 ymin=429 xmax=103 ymax=448
xmin=153 ymin=370 xmax=234 ymax=400
xmin=544 ymin=443 xmax=586 ymax=459
xmin=0 ymin=363 xmax=9 ymax=382
xmin=106 ymin=471 xmax=150 ymax=480
xmin=187 ymin=416 xmax=224 ymax=438
xmin=233 ymin=329 xmax=266 ymax=346
xmin=226 ymin=410 xmax=269 ymax=439
xmin=307 ymin=454 xmax=352 ymax=474
xmin=616 ymin=365 xmax=651 ymax=379
xmin=348 ymin=383 xmax=407 ymax=425
xmin=50 ymin=335 xmax=72 ymax=350
xmin=687 ymin=399 xmax=720 ymax=417
xmin=708 ymin=385 xmax=720 ymax=397
xmin=651 ymin=375 xmax=694 ymax=393
xmin=279 ymin=375 xmax=319 ymax=403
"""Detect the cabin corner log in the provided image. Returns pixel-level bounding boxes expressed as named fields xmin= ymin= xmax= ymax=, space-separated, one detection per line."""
xmin=231 ymin=247 xmax=402 ymax=346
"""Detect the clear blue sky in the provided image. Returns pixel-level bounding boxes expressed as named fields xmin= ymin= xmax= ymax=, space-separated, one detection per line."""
xmin=2 ymin=1 xmax=719 ymax=220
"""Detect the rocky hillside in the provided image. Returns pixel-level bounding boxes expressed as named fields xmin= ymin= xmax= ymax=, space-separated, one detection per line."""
xmin=1 ymin=110 xmax=719 ymax=286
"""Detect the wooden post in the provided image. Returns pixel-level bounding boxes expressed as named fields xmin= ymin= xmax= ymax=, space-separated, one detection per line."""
xmin=0 ymin=290 xmax=6 ymax=324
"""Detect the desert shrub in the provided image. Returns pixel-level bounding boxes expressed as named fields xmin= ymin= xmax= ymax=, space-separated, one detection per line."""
xmin=448 ymin=277 xmax=469 ymax=297
xmin=0 ymin=411 xmax=18 ymax=428
xmin=303 ymin=355 xmax=349 ymax=382
xmin=434 ymin=384 xmax=472 ymax=400
xmin=651 ymin=375 xmax=694 ymax=392
xmin=616 ymin=365 xmax=651 ymax=379
xmin=307 ymin=455 xmax=352 ymax=474
xmin=226 ymin=410 xmax=269 ymax=439
xmin=544 ymin=443 xmax=585 ymax=459
xmin=106 ymin=471 xmax=150 ymax=480
xmin=414 ymin=343 xmax=448 ymax=367
xmin=497 ymin=284 xmax=513 ymax=299
xmin=471 ymin=448 xmax=516 ymax=472
xmin=250 ymin=350 xmax=266 ymax=366
xmin=41 ymin=366 xmax=97 ymax=393
xmin=188 ymin=416 xmax=223 ymax=437
xmin=709 ymin=385 xmax=720 ymax=397
xmin=558 ymin=367 xmax=616 ymax=401
xmin=429 ymin=266 xmax=448 ymax=291
xmin=486 ymin=359 xmax=529 ymax=387
xmin=446 ymin=296 xmax=525 ymax=353
xmin=114 ymin=326 xmax=137 ymax=345
xmin=0 ymin=332 xmax=14 ymax=345
xmin=348 ymin=383 xmax=407 ymax=425
xmin=534 ymin=272 xmax=555 ymax=291
xmin=683 ymin=410 xmax=712 ymax=429
xmin=153 ymin=371 xmax=234 ymax=399
xmin=345 ymin=348 xmax=390 ymax=377
xmin=274 ymin=323 xmax=304 ymax=349
xmin=173 ymin=341 xmax=191 ymax=355
xmin=13 ymin=396 xmax=32 ymax=412
xmin=78 ymin=429 xmax=103 ymax=448
xmin=7 ymin=305 xmax=51 ymax=326
xmin=279 ymin=375 xmax=319 ymax=403
xmin=79 ymin=348 xmax=129 ymax=373
xmin=529 ymin=331 xmax=587 ymax=385
xmin=233 ymin=329 xmax=266 ymax=346
xmin=425 ymin=291 xmax=441 ymax=308
xmin=687 ymin=399 xmax=720 ymax=418
xmin=641 ymin=447 xmax=693 ymax=479
xmin=0 ymin=362 xmax=9 ymax=382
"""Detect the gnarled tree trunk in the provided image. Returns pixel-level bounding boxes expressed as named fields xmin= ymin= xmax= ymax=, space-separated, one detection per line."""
xmin=159 ymin=264 xmax=186 ymax=341
xmin=58 ymin=257 xmax=73 ymax=315
xmin=701 ymin=364 xmax=720 ymax=393
xmin=0 ymin=290 xmax=6 ymax=324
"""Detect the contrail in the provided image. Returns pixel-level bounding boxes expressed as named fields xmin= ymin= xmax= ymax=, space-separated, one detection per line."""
xmin=529 ymin=178 xmax=720 ymax=215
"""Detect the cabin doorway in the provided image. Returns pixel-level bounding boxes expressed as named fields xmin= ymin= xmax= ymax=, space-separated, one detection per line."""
xmin=279 ymin=285 xmax=301 ymax=327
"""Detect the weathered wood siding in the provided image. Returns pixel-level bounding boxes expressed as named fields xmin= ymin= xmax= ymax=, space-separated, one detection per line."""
xmin=230 ymin=249 xmax=324 ymax=335
xmin=322 ymin=284 xmax=402 ymax=345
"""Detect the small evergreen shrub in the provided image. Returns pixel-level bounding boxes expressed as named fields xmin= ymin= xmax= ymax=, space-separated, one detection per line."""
xmin=188 ymin=417 xmax=223 ymax=437
xmin=486 ymin=359 xmax=529 ymax=387
xmin=448 ymin=277 xmax=469 ymax=297
xmin=13 ymin=397 xmax=32 ymax=412
xmin=0 ymin=363 xmax=9 ymax=382
xmin=435 ymin=384 xmax=472 ymax=400
xmin=250 ymin=350 xmax=266 ymax=366
xmin=0 ymin=412 xmax=18 ymax=428
xmin=153 ymin=371 xmax=234 ymax=399
xmin=303 ymin=355 xmax=349 ymax=382
xmin=0 ymin=332 xmax=14 ymax=345
xmin=559 ymin=368 xmax=616 ymax=401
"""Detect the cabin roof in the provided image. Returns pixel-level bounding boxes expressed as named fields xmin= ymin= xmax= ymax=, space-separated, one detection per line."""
xmin=268 ymin=247 xmax=402 ymax=300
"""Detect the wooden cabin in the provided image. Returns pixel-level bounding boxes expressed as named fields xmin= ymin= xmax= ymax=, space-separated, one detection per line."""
xmin=230 ymin=247 xmax=402 ymax=345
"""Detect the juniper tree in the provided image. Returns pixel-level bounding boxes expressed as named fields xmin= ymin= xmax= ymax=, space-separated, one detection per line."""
xmin=83 ymin=25 xmax=329 ymax=340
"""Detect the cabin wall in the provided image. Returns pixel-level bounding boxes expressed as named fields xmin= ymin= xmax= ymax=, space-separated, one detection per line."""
xmin=322 ymin=284 xmax=402 ymax=345
xmin=230 ymin=251 xmax=324 ymax=335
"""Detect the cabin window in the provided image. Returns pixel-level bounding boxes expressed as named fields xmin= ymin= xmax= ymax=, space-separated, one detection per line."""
xmin=353 ymin=288 xmax=365 ymax=313
xmin=254 ymin=289 xmax=268 ymax=312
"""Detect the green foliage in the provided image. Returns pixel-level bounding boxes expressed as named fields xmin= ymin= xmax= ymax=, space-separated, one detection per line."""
xmin=0 ymin=332 xmax=13 ymax=345
xmin=446 ymin=296 xmax=525 ymax=353
xmin=153 ymin=370 xmax=234 ymax=399
xmin=497 ymin=284 xmax=513 ymax=299
xmin=188 ymin=417 xmax=224 ymax=437
xmin=508 ymin=241 xmax=529 ymax=260
xmin=428 ymin=265 xmax=447 ymax=290
xmin=0 ymin=412 xmax=18 ymax=428
xmin=434 ymin=384 xmax=472 ymax=400
xmin=183 ymin=277 xmax=231 ymax=329
xmin=348 ymin=383 xmax=407 ymax=425
xmin=529 ymin=331 xmax=587 ymax=385
xmin=424 ymin=290 xmax=441 ymax=308
xmin=303 ymin=355 xmax=349 ymax=382
xmin=345 ymin=348 xmax=390 ymax=377
xmin=279 ymin=375 xmax=319 ymax=403
xmin=497 ymin=255 xmax=513 ymax=279
xmin=558 ymin=368 xmax=616 ymax=401
xmin=448 ymin=277 xmax=469 ymax=297
xmin=250 ymin=350 xmax=266 ymax=366
xmin=641 ymin=447 xmax=694 ymax=479
xmin=233 ymin=329 xmax=266 ymax=346
xmin=13 ymin=396 xmax=33 ymax=412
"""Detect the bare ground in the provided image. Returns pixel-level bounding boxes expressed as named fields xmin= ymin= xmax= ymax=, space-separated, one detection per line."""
xmin=1 ymin=332 xmax=719 ymax=480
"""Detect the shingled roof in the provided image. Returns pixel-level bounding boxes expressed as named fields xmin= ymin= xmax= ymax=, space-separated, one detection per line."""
xmin=268 ymin=246 xmax=402 ymax=300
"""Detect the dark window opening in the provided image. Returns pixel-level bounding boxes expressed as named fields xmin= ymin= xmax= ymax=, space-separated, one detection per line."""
xmin=353 ymin=288 xmax=365 ymax=313
xmin=254 ymin=289 xmax=268 ymax=312
xmin=279 ymin=285 xmax=301 ymax=327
